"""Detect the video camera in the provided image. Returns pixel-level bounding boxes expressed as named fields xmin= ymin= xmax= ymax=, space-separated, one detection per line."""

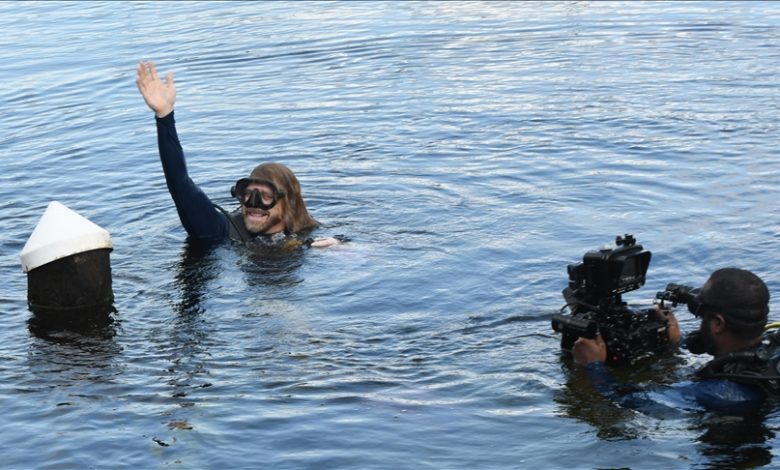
xmin=655 ymin=283 xmax=701 ymax=313
xmin=551 ymin=234 xmax=671 ymax=365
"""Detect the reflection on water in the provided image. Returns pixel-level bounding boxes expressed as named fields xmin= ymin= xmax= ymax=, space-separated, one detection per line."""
xmin=240 ymin=243 xmax=306 ymax=289
xmin=161 ymin=240 xmax=307 ymax=404
xmin=28 ymin=314 xmax=116 ymax=342
xmin=171 ymin=241 xmax=221 ymax=317
xmin=26 ymin=315 xmax=121 ymax=395
xmin=554 ymin=362 xmax=642 ymax=441
xmin=693 ymin=410 xmax=775 ymax=470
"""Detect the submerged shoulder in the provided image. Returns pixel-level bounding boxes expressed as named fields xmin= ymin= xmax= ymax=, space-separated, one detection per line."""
xmin=684 ymin=378 xmax=765 ymax=410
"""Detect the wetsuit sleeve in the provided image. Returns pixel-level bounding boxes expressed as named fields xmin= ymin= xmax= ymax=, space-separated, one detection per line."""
xmin=677 ymin=379 xmax=765 ymax=412
xmin=583 ymin=361 xmax=622 ymax=399
xmin=583 ymin=362 xmax=765 ymax=413
xmin=155 ymin=112 xmax=229 ymax=241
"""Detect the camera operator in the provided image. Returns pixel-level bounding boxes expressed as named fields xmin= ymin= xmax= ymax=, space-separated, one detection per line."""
xmin=573 ymin=267 xmax=774 ymax=410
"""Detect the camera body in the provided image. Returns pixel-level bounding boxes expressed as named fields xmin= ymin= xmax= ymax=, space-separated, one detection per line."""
xmin=552 ymin=235 xmax=670 ymax=365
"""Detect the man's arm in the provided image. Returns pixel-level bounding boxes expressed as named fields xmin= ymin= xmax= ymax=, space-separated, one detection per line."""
xmin=676 ymin=378 xmax=765 ymax=411
xmin=572 ymin=322 xmax=764 ymax=412
xmin=137 ymin=60 xmax=228 ymax=241
xmin=156 ymin=113 xmax=228 ymax=241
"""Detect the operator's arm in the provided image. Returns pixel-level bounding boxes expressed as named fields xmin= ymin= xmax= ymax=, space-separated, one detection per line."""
xmin=156 ymin=112 xmax=228 ymax=241
xmin=573 ymin=335 xmax=625 ymax=399
xmin=675 ymin=378 xmax=765 ymax=412
xmin=585 ymin=366 xmax=763 ymax=413
xmin=573 ymin=335 xmax=764 ymax=413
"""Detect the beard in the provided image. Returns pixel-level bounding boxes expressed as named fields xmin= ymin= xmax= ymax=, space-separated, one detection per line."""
xmin=243 ymin=208 xmax=284 ymax=235
xmin=686 ymin=323 xmax=719 ymax=356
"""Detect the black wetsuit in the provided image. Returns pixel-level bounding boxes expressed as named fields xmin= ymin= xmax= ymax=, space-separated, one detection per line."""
xmin=156 ymin=111 xmax=231 ymax=242
xmin=156 ymin=111 xmax=310 ymax=247
xmin=584 ymin=360 xmax=765 ymax=413
xmin=583 ymin=332 xmax=780 ymax=412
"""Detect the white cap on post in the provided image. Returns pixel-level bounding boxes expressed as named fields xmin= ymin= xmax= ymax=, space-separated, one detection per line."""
xmin=20 ymin=201 xmax=114 ymax=323
xmin=20 ymin=201 xmax=112 ymax=272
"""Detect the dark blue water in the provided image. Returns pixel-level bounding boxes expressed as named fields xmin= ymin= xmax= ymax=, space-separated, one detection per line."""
xmin=3 ymin=1 xmax=780 ymax=468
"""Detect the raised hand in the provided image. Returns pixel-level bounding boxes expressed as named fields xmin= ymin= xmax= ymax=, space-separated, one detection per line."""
xmin=136 ymin=60 xmax=176 ymax=118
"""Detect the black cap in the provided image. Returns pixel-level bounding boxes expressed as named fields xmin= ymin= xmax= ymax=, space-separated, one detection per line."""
xmin=698 ymin=268 xmax=769 ymax=327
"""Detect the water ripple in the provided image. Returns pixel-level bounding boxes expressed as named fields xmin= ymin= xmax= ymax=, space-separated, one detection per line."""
xmin=2 ymin=1 xmax=780 ymax=468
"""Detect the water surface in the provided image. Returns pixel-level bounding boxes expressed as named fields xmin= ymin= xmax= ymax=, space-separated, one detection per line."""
xmin=2 ymin=1 xmax=780 ymax=468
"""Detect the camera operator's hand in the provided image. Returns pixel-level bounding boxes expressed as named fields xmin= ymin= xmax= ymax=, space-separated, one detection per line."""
xmin=655 ymin=305 xmax=681 ymax=345
xmin=573 ymin=334 xmax=607 ymax=366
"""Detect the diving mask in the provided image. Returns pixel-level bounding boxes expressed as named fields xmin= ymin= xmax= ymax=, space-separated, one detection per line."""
xmin=230 ymin=178 xmax=285 ymax=210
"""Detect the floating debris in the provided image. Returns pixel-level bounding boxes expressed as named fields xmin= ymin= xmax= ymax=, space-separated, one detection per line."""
xmin=168 ymin=420 xmax=193 ymax=431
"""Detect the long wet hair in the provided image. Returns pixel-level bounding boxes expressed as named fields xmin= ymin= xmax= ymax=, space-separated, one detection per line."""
xmin=249 ymin=162 xmax=319 ymax=233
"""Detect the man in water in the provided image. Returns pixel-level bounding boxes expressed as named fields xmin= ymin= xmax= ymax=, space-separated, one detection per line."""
xmin=573 ymin=267 xmax=775 ymax=411
xmin=136 ymin=60 xmax=339 ymax=248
